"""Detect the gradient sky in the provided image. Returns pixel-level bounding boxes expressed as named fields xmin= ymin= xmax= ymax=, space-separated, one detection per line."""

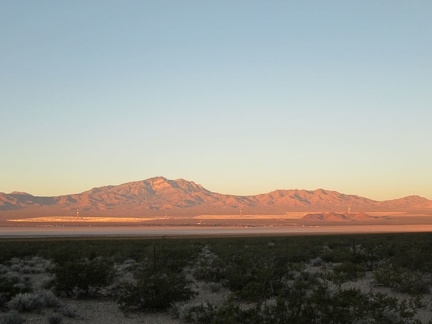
xmin=1 ymin=1 xmax=431 ymax=200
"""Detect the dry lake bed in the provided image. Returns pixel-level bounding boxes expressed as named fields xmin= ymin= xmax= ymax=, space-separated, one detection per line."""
xmin=2 ymin=212 xmax=432 ymax=238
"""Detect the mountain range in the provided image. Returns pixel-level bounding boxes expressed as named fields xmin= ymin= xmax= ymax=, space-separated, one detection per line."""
xmin=1 ymin=177 xmax=431 ymax=217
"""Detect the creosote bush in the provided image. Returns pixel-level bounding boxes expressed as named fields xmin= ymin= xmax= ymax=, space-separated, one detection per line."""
xmin=374 ymin=263 xmax=431 ymax=294
xmin=54 ymin=258 xmax=114 ymax=298
xmin=118 ymin=270 xmax=196 ymax=312
xmin=324 ymin=261 xmax=366 ymax=284
xmin=7 ymin=290 xmax=61 ymax=312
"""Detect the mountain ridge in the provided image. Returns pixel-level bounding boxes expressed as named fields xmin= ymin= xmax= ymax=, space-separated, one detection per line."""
xmin=1 ymin=176 xmax=431 ymax=215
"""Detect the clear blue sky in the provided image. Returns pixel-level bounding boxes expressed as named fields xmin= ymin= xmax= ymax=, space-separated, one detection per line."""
xmin=1 ymin=1 xmax=431 ymax=200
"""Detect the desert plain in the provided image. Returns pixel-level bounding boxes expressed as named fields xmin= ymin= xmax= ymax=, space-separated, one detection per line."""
xmin=2 ymin=210 xmax=432 ymax=238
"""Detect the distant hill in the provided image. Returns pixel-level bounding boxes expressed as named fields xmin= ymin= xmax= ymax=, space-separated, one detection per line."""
xmin=1 ymin=177 xmax=431 ymax=216
xmin=302 ymin=212 xmax=376 ymax=222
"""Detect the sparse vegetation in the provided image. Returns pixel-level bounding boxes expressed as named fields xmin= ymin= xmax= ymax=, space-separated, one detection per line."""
xmin=0 ymin=233 xmax=431 ymax=322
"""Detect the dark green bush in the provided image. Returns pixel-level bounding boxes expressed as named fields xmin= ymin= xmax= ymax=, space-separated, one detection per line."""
xmin=117 ymin=271 xmax=195 ymax=312
xmin=328 ymin=261 xmax=366 ymax=283
xmin=54 ymin=258 xmax=113 ymax=298
xmin=193 ymin=256 xmax=227 ymax=283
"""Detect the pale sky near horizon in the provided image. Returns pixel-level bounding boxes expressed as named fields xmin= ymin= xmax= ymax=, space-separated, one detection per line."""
xmin=1 ymin=1 xmax=431 ymax=200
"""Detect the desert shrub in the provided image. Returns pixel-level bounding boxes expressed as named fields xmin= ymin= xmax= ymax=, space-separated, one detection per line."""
xmin=320 ymin=246 xmax=351 ymax=263
xmin=7 ymin=292 xmax=43 ymax=312
xmin=240 ymin=265 xmax=288 ymax=300
xmin=391 ymin=242 xmax=432 ymax=272
xmin=117 ymin=270 xmax=195 ymax=312
xmin=38 ymin=276 xmax=55 ymax=290
xmin=193 ymin=253 xmax=227 ymax=283
xmin=60 ymin=305 xmax=77 ymax=318
xmin=47 ymin=316 xmax=62 ymax=324
xmin=327 ymin=261 xmax=366 ymax=283
xmin=223 ymin=255 xmax=286 ymax=301
xmin=9 ymin=265 xmax=21 ymax=273
xmin=374 ymin=264 xmax=431 ymax=294
xmin=0 ymin=275 xmax=31 ymax=310
xmin=19 ymin=265 xmax=34 ymax=274
xmin=193 ymin=273 xmax=419 ymax=324
xmin=238 ymin=281 xmax=267 ymax=301
xmin=0 ymin=276 xmax=19 ymax=303
xmin=0 ymin=311 xmax=24 ymax=324
xmin=182 ymin=302 xmax=257 ymax=324
xmin=0 ymin=264 xmax=8 ymax=275
xmin=0 ymin=297 xmax=6 ymax=312
xmin=4 ymin=274 xmax=20 ymax=285
xmin=7 ymin=290 xmax=60 ymax=312
xmin=182 ymin=302 xmax=217 ymax=323
xmin=8 ymin=257 xmax=50 ymax=275
xmin=22 ymin=256 xmax=54 ymax=274
xmin=54 ymin=258 xmax=114 ymax=298
xmin=310 ymin=257 xmax=323 ymax=266
xmin=150 ymin=242 xmax=201 ymax=274
xmin=38 ymin=290 xmax=61 ymax=308
xmin=256 ymin=286 xmax=423 ymax=324
xmin=208 ymin=282 xmax=223 ymax=292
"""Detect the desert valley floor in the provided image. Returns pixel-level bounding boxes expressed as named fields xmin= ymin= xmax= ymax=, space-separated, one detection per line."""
xmin=2 ymin=211 xmax=432 ymax=238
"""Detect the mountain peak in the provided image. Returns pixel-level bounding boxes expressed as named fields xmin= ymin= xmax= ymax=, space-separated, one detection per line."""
xmin=147 ymin=176 xmax=168 ymax=182
xmin=147 ymin=177 xmax=173 ymax=189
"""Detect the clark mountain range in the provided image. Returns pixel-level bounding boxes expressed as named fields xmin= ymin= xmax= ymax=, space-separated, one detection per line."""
xmin=1 ymin=177 xmax=431 ymax=216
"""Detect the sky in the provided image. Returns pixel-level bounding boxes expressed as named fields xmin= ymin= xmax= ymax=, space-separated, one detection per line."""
xmin=1 ymin=1 xmax=431 ymax=200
